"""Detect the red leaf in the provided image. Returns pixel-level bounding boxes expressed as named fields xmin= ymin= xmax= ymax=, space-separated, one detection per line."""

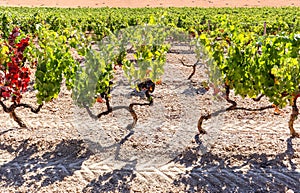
xmin=1 ymin=28 xmax=31 ymax=104
xmin=1 ymin=90 xmax=11 ymax=98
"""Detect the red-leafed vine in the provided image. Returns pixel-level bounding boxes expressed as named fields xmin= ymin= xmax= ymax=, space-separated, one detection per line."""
xmin=0 ymin=27 xmax=42 ymax=127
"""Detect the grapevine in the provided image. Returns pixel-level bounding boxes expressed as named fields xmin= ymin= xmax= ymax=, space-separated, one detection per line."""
xmin=198 ymin=19 xmax=300 ymax=137
xmin=0 ymin=27 xmax=42 ymax=127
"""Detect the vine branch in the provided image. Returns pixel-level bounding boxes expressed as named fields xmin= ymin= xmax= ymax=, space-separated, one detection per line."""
xmin=97 ymin=95 xmax=113 ymax=118
xmin=178 ymin=57 xmax=200 ymax=80
xmin=252 ymin=94 xmax=264 ymax=102
xmin=224 ymin=84 xmax=237 ymax=110
xmin=0 ymin=100 xmax=43 ymax=128
xmin=198 ymin=104 xmax=275 ymax=134
xmin=198 ymin=85 xmax=274 ymax=134
xmin=288 ymin=95 xmax=299 ymax=138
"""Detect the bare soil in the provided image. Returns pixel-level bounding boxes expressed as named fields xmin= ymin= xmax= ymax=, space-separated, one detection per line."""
xmin=0 ymin=1 xmax=300 ymax=193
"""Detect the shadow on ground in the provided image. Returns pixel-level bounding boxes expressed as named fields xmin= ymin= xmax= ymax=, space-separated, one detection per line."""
xmin=173 ymin=135 xmax=299 ymax=192
xmin=0 ymin=136 xmax=91 ymax=189
xmin=81 ymin=131 xmax=138 ymax=192
xmin=82 ymin=160 xmax=137 ymax=193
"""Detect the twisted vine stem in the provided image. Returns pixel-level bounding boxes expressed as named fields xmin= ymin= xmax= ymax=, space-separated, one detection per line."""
xmin=0 ymin=101 xmax=43 ymax=128
xmin=178 ymin=57 xmax=200 ymax=80
xmin=197 ymin=85 xmax=275 ymax=134
xmin=288 ymin=95 xmax=299 ymax=138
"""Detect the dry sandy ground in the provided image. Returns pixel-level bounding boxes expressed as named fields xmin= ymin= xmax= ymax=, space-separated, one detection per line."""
xmin=0 ymin=0 xmax=300 ymax=7
xmin=0 ymin=1 xmax=300 ymax=193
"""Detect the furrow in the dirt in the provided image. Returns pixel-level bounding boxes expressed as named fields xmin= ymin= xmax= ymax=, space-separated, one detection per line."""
xmin=216 ymin=169 xmax=250 ymax=190
xmin=153 ymin=168 xmax=174 ymax=183
xmin=135 ymin=172 xmax=157 ymax=184
xmin=134 ymin=171 xmax=149 ymax=183
xmin=158 ymin=166 xmax=187 ymax=176
xmin=68 ymin=160 xmax=87 ymax=169
xmin=204 ymin=171 xmax=226 ymax=190
xmin=81 ymin=164 xmax=96 ymax=179
xmin=268 ymin=169 xmax=300 ymax=189
xmin=194 ymin=169 xmax=241 ymax=191
xmin=188 ymin=171 xmax=221 ymax=192
xmin=245 ymin=170 xmax=275 ymax=190
xmin=73 ymin=170 xmax=90 ymax=185
xmin=160 ymin=170 xmax=182 ymax=181
xmin=244 ymin=168 xmax=300 ymax=192
xmin=188 ymin=167 xmax=299 ymax=192
xmin=56 ymin=164 xmax=71 ymax=175
xmin=284 ymin=170 xmax=300 ymax=182
xmin=84 ymin=158 xmax=113 ymax=170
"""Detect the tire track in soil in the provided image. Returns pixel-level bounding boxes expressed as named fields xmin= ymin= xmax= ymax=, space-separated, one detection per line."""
xmin=80 ymin=125 xmax=299 ymax=192
xmin=172 ymin=140 xmax=300 ymax=192
xmin=174 ymin=167 xmax=300 ymax=192
xmin=0 ymin=124 xmax=299 ymax=192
